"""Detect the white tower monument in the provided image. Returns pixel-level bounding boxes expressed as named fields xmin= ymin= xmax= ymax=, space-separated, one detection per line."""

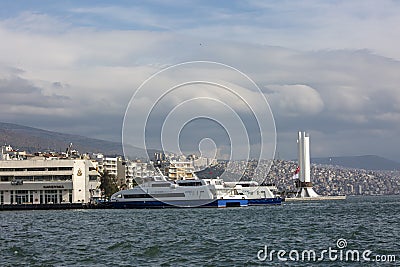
xmin=297 ymin=131 xmax=319 ymax=197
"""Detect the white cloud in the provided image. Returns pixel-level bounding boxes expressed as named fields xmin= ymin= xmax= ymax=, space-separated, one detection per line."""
xmin=265 ymin=84 xmax=324 ymax=116
xmin=1 ymin=5 xmax=400 ymax=160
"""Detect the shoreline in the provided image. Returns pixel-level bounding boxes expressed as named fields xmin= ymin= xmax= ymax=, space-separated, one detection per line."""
xmin=284 ymin=195 xmax=347 ymax=202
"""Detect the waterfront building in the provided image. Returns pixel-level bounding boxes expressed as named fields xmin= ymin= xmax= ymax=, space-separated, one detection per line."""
xmin=125 ymin=160 xmax=156 ymax=188
xmin=1 ymin=144 xmax=28 ymax=160
xmin=92 ymin=153 xmax=105 ymax=173
xmin=154 ymin=152 xmax=207 ymax=180
xmin=165 ymin=160 xmax=195 ymax=180
xmin=0 ymin=158 xmax=101 ymax=204
xmin=187 ymin=154 xmax=218 ymax=172
xmin=102 ymin=156 xmax=125 ymax=186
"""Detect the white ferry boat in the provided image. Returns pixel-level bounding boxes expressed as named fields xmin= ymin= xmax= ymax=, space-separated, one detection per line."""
xmin=224 ymin=181 xmax=282 ymax=205
xmin=110 ymin=175 xmax=248 ymax=208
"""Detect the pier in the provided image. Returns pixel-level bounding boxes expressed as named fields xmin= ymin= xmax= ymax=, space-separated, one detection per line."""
xmin=0 ymin=203 xmax=112 ymax=211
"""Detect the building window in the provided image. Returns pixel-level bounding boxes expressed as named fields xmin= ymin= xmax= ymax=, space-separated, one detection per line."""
xmin=44 ymin=190 xmax=59 ymax=204
xmin=15 ymin=190 xmax=29 ymax=204
xmin=27 ymin=168 xmax=46 ymax=172
xmin=11 ymin=175 xmax=72 ymax=181
xmin=58 ymin=167 xmax=73 ymax=171
xmin=89 ymin=175 xmax=98 ymax=181
xmin=0 ymin=191 xmax=3 ymax=204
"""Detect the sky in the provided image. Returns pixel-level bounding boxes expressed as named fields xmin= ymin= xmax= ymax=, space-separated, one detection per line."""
xmin=0 ymin=0 xmax=400 ymax=161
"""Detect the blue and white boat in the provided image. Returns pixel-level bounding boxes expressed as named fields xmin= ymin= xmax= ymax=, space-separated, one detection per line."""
xmin=224 ymin=181 xmax=282 ymax=205
xmin=110 ymin=175 xmax=248 ymax=208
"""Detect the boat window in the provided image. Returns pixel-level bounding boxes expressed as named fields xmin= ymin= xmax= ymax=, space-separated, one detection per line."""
xmin=124 ymin=194 xmax=148 ymax=199
xmin=177 ymin=181 xmax=203 ymax=186
xmin=123 ymin=193 xmax=185 ymax=198
xmin=154 ymin=193 xmax=185 ymax=198
xmin=151 ymin=183 xmax=171 ymax=187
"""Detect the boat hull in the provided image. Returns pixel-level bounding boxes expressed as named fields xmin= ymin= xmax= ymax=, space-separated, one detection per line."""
xmin=110 ymin=198 xmax=248 ymax=208
xmin=247 ymin=197 xmax=282 ymax=206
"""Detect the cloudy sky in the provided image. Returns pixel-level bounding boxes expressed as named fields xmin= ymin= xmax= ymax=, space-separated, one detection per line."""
xmin=1 ymin=0 xmax=400 ymax=161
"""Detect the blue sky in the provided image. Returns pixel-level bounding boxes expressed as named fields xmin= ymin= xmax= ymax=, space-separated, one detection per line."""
xmin=1 ymin=1 xmax=400 ymax=161
xmin=0 ymin=1 xmax=256 ymax=30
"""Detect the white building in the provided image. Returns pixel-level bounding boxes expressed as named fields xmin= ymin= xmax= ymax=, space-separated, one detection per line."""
xmin=92 ymin=154 xmax=126 ymax=187
xmin=165 ymin=160 xmax=195 ymax=180
xmin=1 ymin=144 xmax=27 ymax=160
xmin=92 ymin=153 xmax=105 ymax=173
xmin=125 ymin=160 xmax=156 ymax=188
xmin=187 ymin=154 xmax=218 ymax=171
xmin=0 ymin=159 xmax=101 ymax=204
xmin=103 ymin=157 xmax=118 ymax=177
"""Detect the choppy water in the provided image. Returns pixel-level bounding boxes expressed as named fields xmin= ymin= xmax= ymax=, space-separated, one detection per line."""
xmin=1 ymin=196 xmax=399 ymax=266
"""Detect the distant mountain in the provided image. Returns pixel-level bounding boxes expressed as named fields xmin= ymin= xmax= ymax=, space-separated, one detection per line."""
xmin=2 ymin=122 xmax=399 ymax=170
xmin=312 ymin=155 xmax=400 ymax=171
xmin=0 ymin=122 xmax=130 ymax=156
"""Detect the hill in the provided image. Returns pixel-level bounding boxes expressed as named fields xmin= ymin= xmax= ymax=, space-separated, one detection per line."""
xmin=1 ymin=122 xmax=399 ymax=170
xmin=0 ymin=122 xmax=125 ymax=156
xmin=312 ymin=155 xmax=400 ymax=171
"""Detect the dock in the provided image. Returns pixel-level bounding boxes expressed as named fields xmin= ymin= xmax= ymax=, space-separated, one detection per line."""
xmin=0 ymin=203 xmax=112 ymax=211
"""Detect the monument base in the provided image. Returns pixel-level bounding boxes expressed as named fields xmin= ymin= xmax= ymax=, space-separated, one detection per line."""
xmin=298 ymin=186 xmax=320 ymax=198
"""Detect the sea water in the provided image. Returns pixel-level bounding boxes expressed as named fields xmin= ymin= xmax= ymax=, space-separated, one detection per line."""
xmin=1 ymin=196 xmax=399 ymax=266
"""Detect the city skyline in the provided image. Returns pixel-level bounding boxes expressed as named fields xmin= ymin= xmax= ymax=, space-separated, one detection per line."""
xmin=1 ymin=1 xmax=400 ymax=161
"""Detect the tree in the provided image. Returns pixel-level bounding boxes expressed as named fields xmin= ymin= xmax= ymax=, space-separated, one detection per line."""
xmin=99 ymin=170 xmax=119 ymax=199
